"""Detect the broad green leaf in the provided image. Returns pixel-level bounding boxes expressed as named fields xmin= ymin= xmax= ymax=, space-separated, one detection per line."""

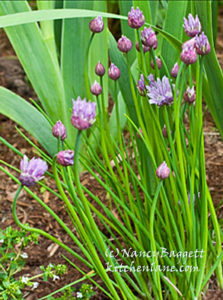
xmin=0 ymin=1 xmax=67 ymax=124
xmin=0 ymin=1 xmax=73 ymax=145
xmin=211 ymin=0 xmax=218 ymax=47
xmin=61 ymin=0 xmax=93 ymax=100
xmin=0 ymin=8 xmax=182 ymax=51
xmin=0 ymin=87 xmax=57 ymax=155
xmin=37 ymin=0 xmax=58 ymax=64
xmin=54 ymin=0 xmax=63 ymax=57
xmin=149 ymin=1 xmax=159 ymax=25
xmin=161 ymin=0 xmax=188 ymax=70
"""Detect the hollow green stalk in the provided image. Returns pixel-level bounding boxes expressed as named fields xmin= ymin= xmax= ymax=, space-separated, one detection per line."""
xmin=73 ymin=130 xmax=136 ymax=300
xmin=12 ymin=185 xmax=92 ymax=268
xmin=150 ymin=181 xmax=163 ymax=299
xmin=84 ymin=32 xmax=95 ymax=100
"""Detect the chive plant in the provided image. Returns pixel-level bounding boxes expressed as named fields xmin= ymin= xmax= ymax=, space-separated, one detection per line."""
xmin=0 ymin=6 xmax=222 ymax=300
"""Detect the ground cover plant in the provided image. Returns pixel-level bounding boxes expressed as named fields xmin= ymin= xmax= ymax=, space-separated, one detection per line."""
xmin=0 ymin=1 xmax=222 ymax=299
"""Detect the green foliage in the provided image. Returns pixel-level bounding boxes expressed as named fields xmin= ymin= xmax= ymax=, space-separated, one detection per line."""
xmin=0 ymin=2 xmax=222 ymax=299
xmin=0 ymin=227 xmax=39 ymax=300
xmin=46 ymin=283 xmax=95 ymax=300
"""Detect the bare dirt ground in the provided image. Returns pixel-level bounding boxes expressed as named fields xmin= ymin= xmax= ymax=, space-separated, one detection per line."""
xmin=0 ymin=8 xmax=223 ymax=300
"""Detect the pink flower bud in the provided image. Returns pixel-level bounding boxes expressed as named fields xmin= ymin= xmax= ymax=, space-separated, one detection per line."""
xmin=89 ymin=16 xmax=104 ymax=33
xmin=95 ymin=61 xmax=105 ymax=77
xmin=170 ymin=63 xmax=179 ymax=78
xmin=52 ymin=120 xmax=67 ymax=141
xmin=90 ymin=80 xmax=102 ymax=96
xmin=180 ymin=46 xmax=197 ymax=65
xmin=151 ymin=56 xmax=162 ymax=70
xmin=135 ymin=41 xmax=150 ymax=53
xmin=156 ymin=161 xmax=170 ymax=179
xmin=117 ymin=35 xmax=133 ymax=53
xmin=108 ymin=63 xmax=120 ymax=81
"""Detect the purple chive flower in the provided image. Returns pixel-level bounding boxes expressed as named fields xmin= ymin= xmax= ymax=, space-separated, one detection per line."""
xmin=95 ymin=61 xmax=105 ymax=77
xmin=180 ymin=45 xmax=197 ymax=65
xmin=151 ymin=56 xmax=162 ymax=70
xmin=57 ymin=150 xmax=74 ymax=167
xmin=128 ymin=6 xmax=145 ymax=29
xmin=52 ymin=120 xmax=67 ymax=141
xmin=184 ymin=85 xmax=196 ymax=104
xmin=19 ymin=155 xmax=48 ymax=187
xmin=184 ymin=14 xmax=201 ymax=37
xmin=117 ymin=35 xmax=133 ymax=53
xmin=71 ymin=97 xmax=96 ymax=130
xmin=135 ymin=41 xmax=150 ymax=53
xmin=90 ymin=80 xmax=102 ymax=96
xmin=137 ymin=74 xmax=146 ymax=96
xmin=156 ymin=161 xmax=170 ymax=179
xmin=146 ymin=76 xmax=174 ymax=106
xmin=194 ymin=32 xmax=211 ymax=55
xmin=108 ymin=63 xmax=120 ymax=81
xmin=141 ymin=27 xmax=157 ymax=49
xmin=89 ymin=16 xmax=104 ymax=33
xmin=171 ymin=63 xmax=179 ymax=78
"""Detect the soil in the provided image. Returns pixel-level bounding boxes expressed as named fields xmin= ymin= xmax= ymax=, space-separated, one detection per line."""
xmin=0 ymin=7 xmax=223 ymax=300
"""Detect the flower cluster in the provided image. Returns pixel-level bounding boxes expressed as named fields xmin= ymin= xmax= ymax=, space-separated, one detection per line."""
xmin=181 ymin=14 xmax=210 ymax=65
xmin=116 ymin=7 xmax=158 ymax=55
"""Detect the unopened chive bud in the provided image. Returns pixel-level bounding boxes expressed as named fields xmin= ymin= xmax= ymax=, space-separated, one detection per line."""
xmin=151 ymin=56 xmax=162 ymax=70
xmin=52 ymin=120 xmax=67 ymax=141
xmin=117 ymin=35 xmax=133 ymax=53
xmin=90 ymin=80 xmax=102 ymax=96
xmin=108 ymin=63 xmax=120 ymax=81
xmin=170 ymin=63 xmax=179 ymax=78
xmin=156 ymin=161 xmax=170 ymax=179
xmin=89 ymin=16 xmax=104 ymax=33
xmin=180 ymin=45 xmax=197 ymax=65
xmin=95 ymin=61 xmax=105 ymax=77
